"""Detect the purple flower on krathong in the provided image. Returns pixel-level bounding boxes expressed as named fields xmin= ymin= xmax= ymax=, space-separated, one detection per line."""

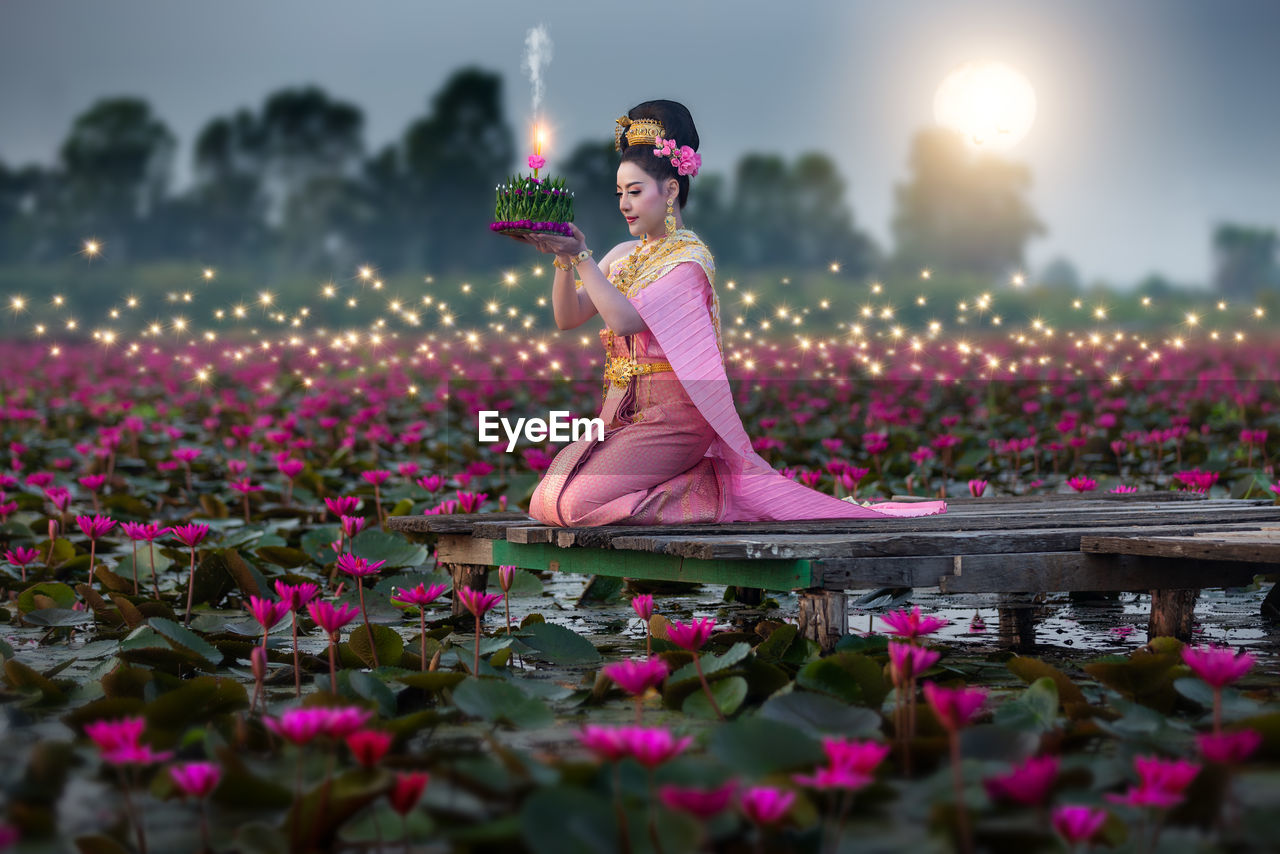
xmin=666 ymin=617 xmax=715 ymax=651
xmin=983 ymin=755 xmax=1060 ymax=805
xmin=880 ymin=606 xmax=949 ymax=639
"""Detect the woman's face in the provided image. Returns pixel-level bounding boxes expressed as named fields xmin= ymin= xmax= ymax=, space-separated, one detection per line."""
xmin=616 ymin=161 xmax=676 ymax=241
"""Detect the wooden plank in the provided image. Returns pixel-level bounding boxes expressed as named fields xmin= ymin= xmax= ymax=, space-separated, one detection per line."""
xmin=939 ymin=552 xmax=1267 ymax=593
xmin=435 ymin=535 xmax=495 ymax=566
xmin=816 ymin=556 xmax=956 ymax=589
xmin=615 ymin=522 xmax=1280 ymax=561
xmin=561 ymin=503 xmax=1280 ymax=548
xmin=484 ymin=540 xmax=816 ymax=589
xmin=505 ymin=526 xmax=556 ymax=544
xmin=893 ymin=491 xmax=1210 ymax=505
xmin=1082 ymin=534 xmax=1280 ymax=563
xmin=385 ymin=513 xmax=533 ymax=536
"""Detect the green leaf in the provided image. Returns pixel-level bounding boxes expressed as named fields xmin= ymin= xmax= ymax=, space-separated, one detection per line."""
xmin=796 ymin=652 xmax=889 ymax=708
xmin=147 ymin=617 xmax=223 ymax=667
xmin=343 ymin=624 xmax=404 ymax=669
xmin=343 ymin=670 xmax=398 ymax=718
xmin=758 ymin=691 xmax=883 ymax=738
xmin=395 ymin=671 xmax=467 ymax=692
xmin=2 ymin=657 xmax=65 ymax=701
xmin=17 ymin=581 xmax=77 ymax=613
xmin=1007 ymin=656 xmax=1088 ymax=707
xmin=669 ymin=642 xmax=750 ymax=685
xmin=755 ymin=623 xmax=798 ymax=660
xmin=709 ymin=717 xmax=823 ymax=776
xmin=515 ymin=622 xmax=601 ymax=665
xmin=350 ymin=529 xmax=428 ymax=568
xmin=255 ymin=546 xmax=312 ymax=568
xmin=683 ymin=675 xmax=748 ymax=719
xmin=994 ymin=677 xmax=1061 ymax=733
xmin=22 ymin=608 xmax=94 ymax=627
xmin=452 ymin=677 xmax=553 ymax=729
xmin=301 ymin=525 xmax=341 ymax=562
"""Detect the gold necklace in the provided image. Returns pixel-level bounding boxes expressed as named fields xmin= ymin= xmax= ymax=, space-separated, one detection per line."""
xmin=611 ymin=236 xmax=668 ymax=295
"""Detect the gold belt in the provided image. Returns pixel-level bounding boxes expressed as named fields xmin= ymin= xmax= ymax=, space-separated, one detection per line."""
xmin=603 ymin=356 xmax=674 ymax=389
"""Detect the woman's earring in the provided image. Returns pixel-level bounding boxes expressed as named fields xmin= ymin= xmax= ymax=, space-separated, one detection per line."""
xmin=665 ymin=198 xmax=676 ymax=237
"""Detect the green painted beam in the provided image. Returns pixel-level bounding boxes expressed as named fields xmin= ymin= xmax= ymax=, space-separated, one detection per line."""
xmin=488 ymin=540 xmax=816 ymax=590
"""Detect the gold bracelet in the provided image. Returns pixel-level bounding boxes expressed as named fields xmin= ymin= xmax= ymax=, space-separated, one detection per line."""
xmin=571 ymin=248 xmax=593 ymax=267
xmin=552 ymin=257 xmax=571 ymax=272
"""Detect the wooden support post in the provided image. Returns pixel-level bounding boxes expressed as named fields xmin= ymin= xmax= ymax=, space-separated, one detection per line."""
xmin=997 ymin=594 xmax=1038 ymax=652
xmin=731 ymin=587 xmax=764 ymax=606
xmin=1148 ymin=588 xmax=1198 ymax=641
xmin=797 ymin=589 xmax=848 ymax=652
xmin=447 ymin=563 xmax=490 ymax=625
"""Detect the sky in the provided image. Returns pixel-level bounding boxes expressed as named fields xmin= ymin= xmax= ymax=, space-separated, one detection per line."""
xmin=2 ymin=0 xmax=1277 ymax=288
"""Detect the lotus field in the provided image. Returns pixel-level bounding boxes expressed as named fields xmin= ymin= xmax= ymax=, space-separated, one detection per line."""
xmin=1 ymin=334 xmax=1279 ymax=853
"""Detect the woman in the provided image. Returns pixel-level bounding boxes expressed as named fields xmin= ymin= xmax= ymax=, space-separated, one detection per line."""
xmin=514 ymin=100 xmax=946 ymax=526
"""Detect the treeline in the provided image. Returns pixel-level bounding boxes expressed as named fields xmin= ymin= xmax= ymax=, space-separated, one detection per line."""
xmin=0 ymin=68 xmax=882 ymax=279
xmin=0 ymin=65 xmax=1273 ymax=297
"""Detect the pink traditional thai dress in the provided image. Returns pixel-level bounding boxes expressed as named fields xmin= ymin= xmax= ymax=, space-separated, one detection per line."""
xmin=528 ymin=229 xmax=947 ymax=526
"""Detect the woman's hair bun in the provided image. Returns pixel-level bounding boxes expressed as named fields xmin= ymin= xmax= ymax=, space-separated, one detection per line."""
xmin=619 ymin=100 xmax=699 ymax=209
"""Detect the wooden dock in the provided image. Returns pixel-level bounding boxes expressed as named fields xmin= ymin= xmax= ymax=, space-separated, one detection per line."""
xmin=387 ymin=493 xmax=1280 ymax=650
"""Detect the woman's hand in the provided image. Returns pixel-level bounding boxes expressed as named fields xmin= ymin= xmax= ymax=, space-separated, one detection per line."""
xmin=526 ymin=224 xmax=588 ymax=259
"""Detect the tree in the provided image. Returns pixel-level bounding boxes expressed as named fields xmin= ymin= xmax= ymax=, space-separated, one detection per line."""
xmin=889 ymin=127 xmax=1044 ymax=279
xmin=789 ymin=152 xmax=878 ymax=275
xmin=188 ymin=108 xmax=272 ymax=264
xmin=1038 ymin=256 xmax=1081 ymax=291
xmin=1212 ymin=223 xmax=1278 ymax=298
xmin=402 ymin=67 xmax=517 ymax=272
xmin=731 ymin=154 xmax=793 ymax=265
xmin=56 ymin=97 xmax=176 ymax=264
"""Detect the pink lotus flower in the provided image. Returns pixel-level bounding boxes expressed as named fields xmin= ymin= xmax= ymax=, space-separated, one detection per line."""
xmin=1181 ymin=645 xmax=1255 ymax=688
xmin=739 ymin=786 xmax=796 ymax=825
xmin=325 ymin=495 xmax=360 ymax=517
xmin=578 ymin=724 xmax=630 ymax=762
xmin=76 ymin=513 xmax=117 ymax=541
xmin=456 ymin=490 xmax=488 ymax=513
xmin=792 ymin=765 xmax=873 ymax=791
xmin=85 ymin=716 xmax=173 ymax=765
xmin=274 ymin=580 xmax=320 ymax=610
xmin=983 ymin=755 xmax=1059 ymax=805
xmin=887 ymin=640 xmax=940 ymax=681
xmin=1052 ymin=805 xmax=1107 ymax=844
xmin=389 ymin=771 xmax=430 ymax=815
xmin=498 ymin=564 xmax=517 ymax=592
xmin=881 ymin=606 xmax=949 ymax=639
xmin=528 ymin=154 xmax=546 ymax=170
xmin=361 ymin=469 xmax=392 ymax=487
xmin=172 ymin=447 xmax=202 ymax=464
xmin=340 ymin=514 xmax=367 ymax=538
xmin=228 ymin=477 xmax=263 ymax=494
xmin=602 ymin=658 xmax=669 ymax=696
xmin=169 ymin=761 xmax=221 ymax=798
xmin=120 ymin=521 xmax=169 ymax=542
xmin=968 ymin=479 xmax=988 ymax=497
xmin=1067 ymin=475 xmax=1097 ymax=493
xmin=456 ymin=587 xmax=504 ymax=618
xmin=336 ymin=553 xmax=385 ymax=578
xmin=308 ymin=600 xmax=360 ymax=635
xmin=277 ymin=457 xmax=305 ymax=479
xmin=1110 ymin=484 xmax=1139 ymax=493
xmin=346 ymin=729 xmax=393 ymax=767
xmin=391 ymin=582 xmax=448 ymax=609
xmin=922 ymin=682 xmax=986 ymax=731
xmin=1106 ymin=755 xmax=1200 ymax=808
xmin=1196 ymin=729 xmax=1262 ymax=764
xmin=618 ymin=726 xmax=693 ymax=768
xmin=247 ymin=595 xmax=291 ymax=632
xmin=264 ymin=708 xmax=329 ymax=746
xmin=4 ymin=546 xmax=40 ymax=581
xmin=320 ymin=706 xmax=375 ymax=739
xmin=225 ymin=459 xmax=248 ymax=476
xmin=631 ymin=593 xmax=655 ymax=620
xmin=169 ymin=523 xmax=210 ymax=549
xmin=659 ymin=781 xmax=737 ymax=818
xmin=416 ymin=475 xmax=443 ymax=493
xmin=667 ymin=616 xmax=715 ymax=651
xmin=79 ymin=473 xmax=107 ymax=491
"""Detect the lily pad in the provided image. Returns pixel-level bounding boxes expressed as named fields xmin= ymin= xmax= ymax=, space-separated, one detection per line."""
xmin=515 ymin=622 xmax=602 ymax=666
xmin=452 ymin=677 xmax=554 ymax=729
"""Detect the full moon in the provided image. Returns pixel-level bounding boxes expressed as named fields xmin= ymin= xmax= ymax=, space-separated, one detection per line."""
xmin=933 ymin=61 xmax=1037 ymax=149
